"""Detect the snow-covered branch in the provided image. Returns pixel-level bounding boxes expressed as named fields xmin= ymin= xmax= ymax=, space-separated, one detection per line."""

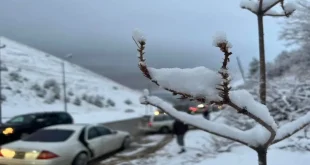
xmin=228 ymin=90 xmax=277 ymax=147
xmin=273 ymin=111 xmax=310 ymax=144
xmin=140 ymin=92 xmax=258 ymax=149
xmin=240 ymin=0 xmax=259 ymax=14
xmin=240 ymin=0 xmax=296 ymax=17
xmin=133 ymin=29 xmax=277 ymax=148
xmin=133 ymin=29 xmax=222 ymax=103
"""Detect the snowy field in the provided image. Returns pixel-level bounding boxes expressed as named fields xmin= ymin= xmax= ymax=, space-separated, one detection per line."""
xmin=130 ymin=130 xmax=310 ymax=165
xmin=0 ymin=37 xmax=150 ymax=123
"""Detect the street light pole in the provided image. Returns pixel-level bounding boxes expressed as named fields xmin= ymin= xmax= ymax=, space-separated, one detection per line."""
xmin=62 ymin=53 xmax=72 ymax=112
xmin=0 ymin=41 xmax=6 ymax=124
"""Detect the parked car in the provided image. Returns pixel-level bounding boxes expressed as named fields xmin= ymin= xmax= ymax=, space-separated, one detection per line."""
xmin=0 ymin=123 xmax=131 ymax=165
xmin=0 ymin=111 xmax=73 ymax=144
xmin=138 ymin=114 xmax=175 ymax=134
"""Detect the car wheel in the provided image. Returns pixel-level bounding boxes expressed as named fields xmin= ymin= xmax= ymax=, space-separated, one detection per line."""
xmin=159 ymin=127 xmax=170 ymax=134
xmin=121 ymin=136 xmax=131 ymax=150
xmin=72 ymin=152 xmax=89 ymax=165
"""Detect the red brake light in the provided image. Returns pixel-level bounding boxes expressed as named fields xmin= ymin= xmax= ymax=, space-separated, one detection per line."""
xmin=189 ymin=107 xmax=197 ymax=112
xmin=148 ymin=122 xmax=152 ymax=127
xmin=0 ymin=148 xmax=3 ymax=157
xmin=37 ymin=150 xmax=59 ymax=159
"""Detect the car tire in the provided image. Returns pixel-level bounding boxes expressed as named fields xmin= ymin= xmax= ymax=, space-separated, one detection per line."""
xmin=121 ymin=136 xmax=131 ymax=150
xmin=159 ymin=126 xmax=170 ymax=134
xmin=72 ymin=152 xmax=89 ymax=165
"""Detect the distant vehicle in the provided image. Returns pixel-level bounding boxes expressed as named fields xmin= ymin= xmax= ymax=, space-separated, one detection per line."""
xmin=0 ymin=111 xmax=73 ymax=144
xmin=138 ymin=113 xmax=175 ymax=134
xmin=0 ymin=124 xmax=131 ymax=165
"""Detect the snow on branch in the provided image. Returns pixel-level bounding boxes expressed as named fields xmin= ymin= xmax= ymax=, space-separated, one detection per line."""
xmin=148 ymin=67 xmax=222 ymax=102
xmin=140 ymin=91 xmax=259 ymax=148
xmin=240 ymin=0 xmax=296 ymax=17
xmin=133 ymin=30 xmax=280 ymax=148
xmin=229 ymin=90 xmax=277 ymax=130
xmin=228 ymin=90 xmax=277 ymax=146
xmin=264 ymin=2 xmax=297 ymax=17
xmin=240 ymin=0 xmax=259 ymax=14
xmin=132 ymin=29 xmax=227 ymax=103
xmin=273 ymin=111 xmax=310 ymax=144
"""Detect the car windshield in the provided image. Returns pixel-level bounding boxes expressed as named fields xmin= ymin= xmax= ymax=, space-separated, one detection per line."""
xmin=22 ymin=129 xmax=74 ymax=142
xmin=6 ymin=114 xmax=36 ymax=124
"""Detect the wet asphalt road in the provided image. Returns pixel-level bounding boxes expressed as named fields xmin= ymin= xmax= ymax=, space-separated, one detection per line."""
xmin=102 ymin=117 xmax=142 ymax=138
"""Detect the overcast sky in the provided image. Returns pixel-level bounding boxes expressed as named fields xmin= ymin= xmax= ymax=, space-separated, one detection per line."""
xmin=0 ymin=0 xmax=289 ymax=89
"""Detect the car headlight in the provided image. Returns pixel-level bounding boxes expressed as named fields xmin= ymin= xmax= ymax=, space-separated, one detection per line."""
xmin=197 ymin=104 xmax=204 ymax=108
xmin=2 ymin=127 xmax=14 ymax=135
xmin=154 ymin=111 xmax=160 ymax=115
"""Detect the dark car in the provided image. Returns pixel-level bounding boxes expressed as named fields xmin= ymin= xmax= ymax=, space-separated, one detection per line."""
xmin=0 ymin=111 xmax=73 ymax=144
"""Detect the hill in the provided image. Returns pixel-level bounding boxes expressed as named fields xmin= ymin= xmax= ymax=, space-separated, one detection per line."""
xmin=0 ymin=37 xmax=146 ymax=123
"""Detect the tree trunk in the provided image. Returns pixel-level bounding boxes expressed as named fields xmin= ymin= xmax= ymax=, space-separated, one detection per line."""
xmin=257 ymin=15 xmax=267 ymax=105
xmin=257 ymin=148 xmax=267 ymax=165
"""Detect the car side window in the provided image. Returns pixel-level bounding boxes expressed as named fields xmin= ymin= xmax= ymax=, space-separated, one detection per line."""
xmin=154 ymin=116 xmax=164 ymax=122
xmin=58 ymin=113 xmax=73 ymax=123
xmin=96 ymin=126 xmax=112 ymax=136
xmin=163 ymin=115 xmax=174 ymax=120
xmin=87 ymin=127 xmax=101 ymax=140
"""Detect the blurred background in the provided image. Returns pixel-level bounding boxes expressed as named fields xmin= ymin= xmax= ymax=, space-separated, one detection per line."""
xmin=0 ymin=0 xmax=289 ymax=91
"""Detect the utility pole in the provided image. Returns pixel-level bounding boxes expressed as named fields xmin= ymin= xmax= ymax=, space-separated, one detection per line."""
xmin=62 ymin=53 xmax=73 ymax=112
xmin=0 ymin=41 xmax=6 ymax=124
xmin=236 ymin=56 xmax=246 ymax=83
xmin=148 ymin=82 xmax=152 ymax=113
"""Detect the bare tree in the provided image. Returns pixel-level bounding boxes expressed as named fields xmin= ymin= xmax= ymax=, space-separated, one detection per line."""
xmin=132 ymin=30 xmax=310 ymax=165
xmin=279 ymin=0 xmax=310 ymax=46
xmin=240 ymin=0 xmax=296 ymax=104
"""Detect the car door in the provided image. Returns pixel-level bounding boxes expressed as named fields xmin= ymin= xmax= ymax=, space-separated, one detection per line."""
xmin=95 ymin=125 xmax=119 ymax=154
xmin=85 ymin=126 xmax=104 ymax=157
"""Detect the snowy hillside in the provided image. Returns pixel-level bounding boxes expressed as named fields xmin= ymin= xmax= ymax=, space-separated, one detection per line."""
xmin=0 ymin=37 xmax=146 ymax=123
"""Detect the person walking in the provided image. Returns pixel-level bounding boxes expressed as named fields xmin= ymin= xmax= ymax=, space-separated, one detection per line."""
xmin=203 ymin=107 xmax=210 ymax=120
xmin=173 ymin=119 xmax=189 ymax=154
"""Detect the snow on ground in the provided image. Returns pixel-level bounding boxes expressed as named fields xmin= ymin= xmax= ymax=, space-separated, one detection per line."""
xmin=130 ymin=130 xmax=310 ymax=165
xmin=231 ymin=79 xmax=244 ymax=88
xmin=0 ymin=37 xmax=149 ymax=123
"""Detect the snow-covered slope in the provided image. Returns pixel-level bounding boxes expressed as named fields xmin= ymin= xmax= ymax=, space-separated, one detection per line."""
xmin=0 ymin=36 xmax=146 ymax=123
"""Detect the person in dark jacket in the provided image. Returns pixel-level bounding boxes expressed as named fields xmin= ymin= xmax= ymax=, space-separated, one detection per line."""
xmin=173 ymin=119 xmax=189 ymax=154
xmin=203 ymin=108 xmax=210 ymax=120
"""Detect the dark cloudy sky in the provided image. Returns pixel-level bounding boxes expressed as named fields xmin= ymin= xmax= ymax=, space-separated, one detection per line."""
xmin=0 ymin=0 xmax=289 ymax=89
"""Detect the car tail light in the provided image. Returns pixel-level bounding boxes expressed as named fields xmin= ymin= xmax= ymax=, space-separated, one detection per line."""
xmin=148 ymin=122 xmax=152 ymax=127
xmin=0 ymin=148 xmax=3 ymax=157
xmin=37 ymin=150 xmax=59 ymax=159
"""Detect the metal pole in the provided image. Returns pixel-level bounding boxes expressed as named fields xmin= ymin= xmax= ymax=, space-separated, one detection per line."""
xmin=148 ymin=82 xmax=152 ymax=113
xmin=62 ymin=61 xmax=67 ymax=112
xmin=236 ymin=56 xmax=246 ymax=83
xmin=0 ymin=42 xmax=6 ymax=124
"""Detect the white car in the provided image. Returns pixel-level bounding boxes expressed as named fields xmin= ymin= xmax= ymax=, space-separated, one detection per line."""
xmin=0 ymin=123 xmax=131 ymax=165
xmin=138 ymin=114 xmax=175 ymax=134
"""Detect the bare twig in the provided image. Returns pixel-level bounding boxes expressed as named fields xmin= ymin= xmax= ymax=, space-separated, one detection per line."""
xmin=135 ymin=37 xmax=207 ymax=103
xmin=272 ymin=122 xmax=310 ymax=144
xmin=264 ymin=11 xmax=294 ymax=17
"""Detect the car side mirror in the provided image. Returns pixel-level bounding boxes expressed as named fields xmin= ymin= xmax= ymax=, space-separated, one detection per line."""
xmin=111 ymin=130 xmax=117 ymax=134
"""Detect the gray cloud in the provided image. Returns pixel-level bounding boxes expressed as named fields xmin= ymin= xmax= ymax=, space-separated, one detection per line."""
xmin=0 ymin=0 xmax=285 ymax=89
